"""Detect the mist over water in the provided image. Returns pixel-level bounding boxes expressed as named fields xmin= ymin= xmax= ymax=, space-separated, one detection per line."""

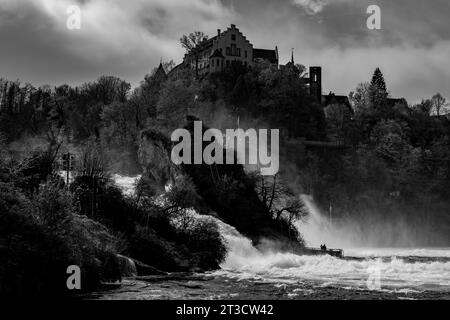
xmin=298 ymin=194 xmax=340 ymax=248
xmin=298 ymin=194 xmax=376 ymax=249
xmin=298 ymin=194 xmax=444 ymax=249
xmin=212 ymin=215 xmax=450 ymax=292
xmin=112 ymin=175 xmax=450 ymax=293
xmin=210 ymin=194 xmax=450 ymax=292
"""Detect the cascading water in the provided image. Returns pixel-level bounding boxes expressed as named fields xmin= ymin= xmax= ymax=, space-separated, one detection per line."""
xmin=113 ymin=175 xmax=450 ymax=295
xmin=212 ymin=213 xmax=450 ymax=292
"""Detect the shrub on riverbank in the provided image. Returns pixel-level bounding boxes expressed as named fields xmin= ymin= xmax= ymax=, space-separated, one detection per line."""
xmin=0 ymin=148 xmax=228 ymax=296
xmin=0 ymin=176 xmax=122 ymax=297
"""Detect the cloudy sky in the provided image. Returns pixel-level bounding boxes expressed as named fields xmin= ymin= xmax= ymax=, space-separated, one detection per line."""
xmin=0 ymin=0 xmax=449 ymax=103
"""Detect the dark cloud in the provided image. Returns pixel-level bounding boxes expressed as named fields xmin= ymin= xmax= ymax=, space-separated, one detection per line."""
xmin=0 ymin=0 xmax=448 ymax=102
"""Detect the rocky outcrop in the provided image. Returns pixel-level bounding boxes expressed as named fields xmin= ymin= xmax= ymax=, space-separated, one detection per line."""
xmin=116 ymin=254 xmax=137 ymax=277
xmin=138 ymin=129 xmax=180 ymax=193
xmin=117 ymin=254 xmax=167 ymax=277
xmin=138 ymin=119 xmax=304 ymax=253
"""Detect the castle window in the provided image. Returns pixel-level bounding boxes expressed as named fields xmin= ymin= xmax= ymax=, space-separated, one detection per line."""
xmin=245 ymin=50 xmax=247 ymax=58
xmin=231 ymin=34 xmax=236 ymax=41
xmin=226 ymin=60 xmax=230 ymax=67
xmin=231 ymin=44 xmax=236 ymax=56
xmin=226 ymin=47 xmax=230 ymax=56
xmin=211 ymin=60 xmax=214 ymax=67
xmin=237 ymin=48 xmax=241 ymax=57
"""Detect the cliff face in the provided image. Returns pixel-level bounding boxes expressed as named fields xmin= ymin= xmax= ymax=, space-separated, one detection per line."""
xmin=138 ymin=129 xmax=180 ymax=193
xmin=138 ymin=121 xmax=304 ymax=253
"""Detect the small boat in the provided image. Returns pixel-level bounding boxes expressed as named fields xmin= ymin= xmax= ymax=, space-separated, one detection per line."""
xmin=302 ymin=247 xmax=344 ymax=258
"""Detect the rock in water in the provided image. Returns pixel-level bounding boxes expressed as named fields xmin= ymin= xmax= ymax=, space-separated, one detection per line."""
xmin=117 ymin=254 xmax=137 ymax=277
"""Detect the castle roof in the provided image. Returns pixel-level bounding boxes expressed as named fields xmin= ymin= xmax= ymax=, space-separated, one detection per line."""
xmin=253 ymin=48 xmax=278 ymax=64
xmin=387 ymin=98 xmax=407 ymax=107
xmin=322 ymin=93 xmax=353 ymax=113
xmin=187 ymin=36 xmax=216 ymax=56
xmin=153 ymin=62 xmax=167 ymax=81
xmin=210 ymin=49 xmax=225 ymax=59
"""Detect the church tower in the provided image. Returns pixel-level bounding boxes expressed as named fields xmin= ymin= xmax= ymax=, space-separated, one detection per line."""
xmin=309 ymin=66 xmax=322 ymax=103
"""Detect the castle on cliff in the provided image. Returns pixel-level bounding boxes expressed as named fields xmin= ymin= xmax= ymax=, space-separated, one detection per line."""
xmin=166 ymin=24 xmax=351 ymax=109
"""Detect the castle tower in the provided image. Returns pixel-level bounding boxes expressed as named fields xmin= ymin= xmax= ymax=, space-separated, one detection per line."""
xmin=153 ymin=62 xmax=168 ymax=82
xmin=309 ymin=66 xmax=322 ymax=103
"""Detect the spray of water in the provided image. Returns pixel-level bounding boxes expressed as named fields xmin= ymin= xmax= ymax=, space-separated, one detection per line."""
xmin=297 ymin=194 xmax=447 ymax=248
xmin=298 ymin=194 xmax=359 ymax=249
xmin=111 ymin=175 xmax=450 ymax=292
xmin=212 ymin=214 xmax=450 ymax=291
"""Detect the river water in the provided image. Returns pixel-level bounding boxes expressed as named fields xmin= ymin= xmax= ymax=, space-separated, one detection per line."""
xmin=214 ymin=219 xmax=450 ymax=294
xmin=91 ymin=175 xmax=450 ymax=300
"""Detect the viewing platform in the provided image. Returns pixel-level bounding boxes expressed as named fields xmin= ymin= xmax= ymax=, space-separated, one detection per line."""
xmin=302 ymin=247 xmax=344 ymax=258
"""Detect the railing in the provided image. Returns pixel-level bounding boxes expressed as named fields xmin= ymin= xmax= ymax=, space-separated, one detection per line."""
xmin=303 ymin=247 xmax=344 ymax=258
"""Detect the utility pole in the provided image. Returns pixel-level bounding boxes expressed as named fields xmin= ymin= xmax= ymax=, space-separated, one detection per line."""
xmin=66 ymin=152 xmax=71 ymax=188
xmin=91 ymin=176 xmax=97 ymax=217
xmin=329 ymin=203 xmax=333 ymax=226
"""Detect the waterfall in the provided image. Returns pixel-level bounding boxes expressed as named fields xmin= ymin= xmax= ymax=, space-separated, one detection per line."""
xmin=111 ymin=175 xmax=450 ymax=292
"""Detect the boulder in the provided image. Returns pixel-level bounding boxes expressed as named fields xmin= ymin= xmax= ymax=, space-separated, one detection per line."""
xmin=116 ymin=254 xmax=137 ymax=277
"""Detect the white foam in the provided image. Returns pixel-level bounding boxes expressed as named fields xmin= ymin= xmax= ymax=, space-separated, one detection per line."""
xmin=112 ymin=174 xmax=141 ymax=196
xmin=214 ymin=216 xmax=450 ymax=291
xmin=345 ymin=247 xmax=450 ymax=258
xmin=111 ymin=176 xmax=450 ymax=292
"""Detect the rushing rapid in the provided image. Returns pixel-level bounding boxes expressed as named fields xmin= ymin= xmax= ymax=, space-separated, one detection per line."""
xmin=110 ymin=175 xmax=450 ymax=298
xmin=209 ymin=196 xmax=450 ymax=293
xmin=213 ymin=218 xmax=450 ymax=293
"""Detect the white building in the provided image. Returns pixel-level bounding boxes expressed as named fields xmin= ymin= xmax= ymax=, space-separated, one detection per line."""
xmin=183 ymin=24 xmax=278 ymax=75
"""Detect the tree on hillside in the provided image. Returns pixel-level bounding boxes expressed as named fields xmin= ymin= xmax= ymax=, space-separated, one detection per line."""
xmin=431 ymin=93 xmax=447 ymax=116
xmin=91 ymin=76 xmax=131 ymax=105
xmin=370 ymin=119 xmax=412 ymax=165
xmin=180 ymin=32 xmax=209 ymax=52
xmin=324 ymin=103 xmax=353 ymax=143
xmin=412 ymin=99 xmax=433 ymax=115
xmin=371 ymin=67 xmax=387 ymax=92
xmin=349 ymin=82 xmax=370 ymax=113
xmin=369 ymin=67 xmax=388 ymax=108
xmin=254 ymin=174 xmax=307 ymax=223
xmin=157 ymin=76 xmax=199 ymax=130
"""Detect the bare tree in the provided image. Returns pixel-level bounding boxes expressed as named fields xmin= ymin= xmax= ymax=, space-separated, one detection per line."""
xmin=255 ymin=174 xmax=308 ymax=224
xmin=431 ymin=93 xmax=447 ymax=116
xmin=161 ymin=176 xmax=200 ymax=231
xmin=180 ymin=31 xmax=209 ymax=52
xmin=349 ymin=82 xmax=371 ymax=113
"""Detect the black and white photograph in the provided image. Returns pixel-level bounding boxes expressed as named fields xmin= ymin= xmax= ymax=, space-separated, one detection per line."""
xmin=0 ymin=0 xmax=449 ymax=309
